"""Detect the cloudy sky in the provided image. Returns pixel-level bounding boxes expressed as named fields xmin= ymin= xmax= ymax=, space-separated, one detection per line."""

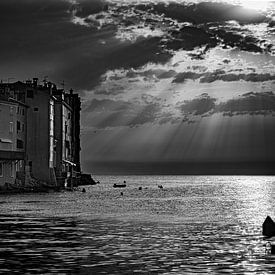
xmin=1 ymin=0 xmax=275 ymax=174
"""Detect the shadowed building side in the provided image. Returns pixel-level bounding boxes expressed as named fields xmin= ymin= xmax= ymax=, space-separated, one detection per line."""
xmin=53 ymin=88 xmax=74 ymax=187
xmin=23 ymin=81 xmax=57 ymax=185
xmin=68 ymin=90 xmax=81 ymax=176
xmin=0 ymin=95 xmax=27 ymax=190
xmin=53 ymin=88 xmax=81 ymax=187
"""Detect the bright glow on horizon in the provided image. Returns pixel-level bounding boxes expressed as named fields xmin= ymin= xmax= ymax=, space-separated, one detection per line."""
xmin=238 ymin=0 xmax=271 ymax=11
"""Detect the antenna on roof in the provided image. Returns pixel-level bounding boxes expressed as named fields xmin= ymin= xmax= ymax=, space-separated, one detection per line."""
xmin=43 ymin=76 xmax=48 ymax=86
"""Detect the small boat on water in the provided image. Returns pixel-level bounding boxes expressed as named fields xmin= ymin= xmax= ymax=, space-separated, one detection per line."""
xmin=113 ymin=183 xmax=126 ymax=188
xmin=263 ymin=216 xmax=275 ymax=254
xmin=263 ymin=216 xmax=275 ymax=238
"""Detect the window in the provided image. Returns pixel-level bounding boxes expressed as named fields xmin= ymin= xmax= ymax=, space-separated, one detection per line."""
xmin=22 ymin=123 xmax=24 ymax=132
xmin=27 ymin=90 xmax=34 ymax=98
xmin=10 ymin=106 xmax=13 ymax=115
xmin=65 ymin=140 xmax=70 ymax=155
xmin=34 ymin=107 xmax=39 ymax=112
xmin=9 ymin=122 xmax=13 ymax=133
xmin=22 ymin=109 xmax=25 ymax=116
xmin=16 ymin=106 xmax=19 ymax=114
xmin=16 ymin=162 xmax=20 ymax=172
xmin=17 ymin=93 xmax=24 ymax=102
xmin=68 ymin=113 xmax=71 ymax=119
xmin=10 ymin=163 xmax=15 ymax=178
xmin=0 ymin=163 xmax=3 ymax=177
xmin=16 ymin=139 xmax=23 ymax=149
xmin=17 ymin=121 xmax=21 ymax=132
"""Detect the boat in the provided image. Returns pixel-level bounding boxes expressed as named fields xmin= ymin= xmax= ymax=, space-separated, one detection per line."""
xmin=263 ymin=216 xmax=275 ymax=254
xmin=113 ymin=183 xmax=126 ymax=188
xmin=263 ymin=216 xmax=275 ymax=238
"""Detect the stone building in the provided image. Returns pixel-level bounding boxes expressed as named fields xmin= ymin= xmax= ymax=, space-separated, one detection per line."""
xmin=0 ymin=96 xmax=27 ymax=189
xmin=0 ymin=78 xmax=81 ymax=191
xmin=53 ymin=88 xmax=81 ymax=187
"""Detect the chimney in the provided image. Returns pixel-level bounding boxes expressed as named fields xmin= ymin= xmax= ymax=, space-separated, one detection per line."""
xmin=33 ymin=78 xmax=38 ymax=87
xmin=70 ymin=89 xmax=73 ymax=95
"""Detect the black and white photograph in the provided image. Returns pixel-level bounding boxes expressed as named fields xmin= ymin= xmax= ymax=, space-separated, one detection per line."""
xmin=0 ymin=0 xmax=275 ymax=273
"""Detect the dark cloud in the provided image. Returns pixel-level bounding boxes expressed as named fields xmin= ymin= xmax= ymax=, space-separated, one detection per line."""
xmin=177 ymin=92 xmax=275 ymax=120
xmin=165 ymin=24 xmax=268 ymax=54
xmin=134 ymin=3 xmax=271 ymax=54
xmin=178 ymin=94 xmax=217 ymax=115
xmin=143 ymin=69 xmax=177 ymax=79
xmin=79 ymin=1 xmax=273 ymax=55
xmin=268 ymin=20 xmax=275 ymax=28
xmin=0 ymin=0 xmax=71 ymax=22
xmin=73 ymin=0 xmax=108 ymax=18
xmin=210 ymin=29 xmax=263 ymax=53
xmin=217 ymin=91 xmax=275 ymax=113
xmin=172 ymin=71 xmax=275 ymax=84
xmin=172 ymin=72 xmax=202 ymax=83
xmin=82 ymin=98 xmax=162 ymax=128
xmin=0 ymin=0 xmax=171 ymax=91
xmin=200 ymin=73 xmax=275 ymax=83
xmin=0 ymin=0 xmax=274 ymax=93
xmin=56 ymin=36 xmax=172 ymax=90
xmin=166 ymin=26 xmax=218 ymax=51
xmin=0 ymin=0 xmax=118 ymax=90
xmin=126 ymin=69 xmax=176 ymax=80
xmin=0 ymin=0 xmax=73 ymax=57
xmin=145 ymin=2 xmax=266 ymax=24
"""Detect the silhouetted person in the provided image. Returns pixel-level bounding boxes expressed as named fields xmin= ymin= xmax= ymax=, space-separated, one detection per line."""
xmin=120 ymin=192 xmax=123 ymax=196
xmin=158 ymin=185 xmax=163 ymax=189
xmin=263 ymin=216 xmax=275 ymax=237
xmin=82 ymin=188 xmax=86 ymax=193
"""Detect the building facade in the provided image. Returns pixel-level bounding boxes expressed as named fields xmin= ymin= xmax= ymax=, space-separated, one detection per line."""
xmin=53 ymin=88 xmax=81 ymax=187
xmin=0 ymin=79 xmax=81 ymax=191
xmin=0 ymin=96 xmax=27 ymax=189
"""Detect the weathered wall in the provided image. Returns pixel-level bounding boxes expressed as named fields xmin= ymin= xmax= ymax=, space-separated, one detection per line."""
xmin=25 ymin=88 xmax=52 ymax=183
xmin=0 ymin=100 xmax=26 ymax=187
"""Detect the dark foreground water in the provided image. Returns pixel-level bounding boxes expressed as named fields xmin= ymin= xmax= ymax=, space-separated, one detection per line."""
xmin=0 ymin=176 xmax=275 ymax=274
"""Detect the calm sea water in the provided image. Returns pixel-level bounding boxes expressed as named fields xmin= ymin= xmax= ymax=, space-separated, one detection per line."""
xmin=0 ymin=175 xmax=275 ymax=274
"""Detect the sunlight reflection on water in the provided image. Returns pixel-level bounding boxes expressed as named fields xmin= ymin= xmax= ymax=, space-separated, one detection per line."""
xmin=0 ymin=176 xmax=275 ymax=274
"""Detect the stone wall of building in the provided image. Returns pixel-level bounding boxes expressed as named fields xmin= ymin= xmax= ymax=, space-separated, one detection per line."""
xmin=0 ymin=79 xmax=81 ymax=191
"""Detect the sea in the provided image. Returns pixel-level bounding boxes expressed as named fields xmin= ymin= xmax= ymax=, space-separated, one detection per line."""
xmin=0 ymin=175 xmax=275 ymax=274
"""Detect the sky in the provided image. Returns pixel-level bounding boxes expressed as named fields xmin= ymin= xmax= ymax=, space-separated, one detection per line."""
xmin=1 ymin=0 xmax=275 ymax=174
